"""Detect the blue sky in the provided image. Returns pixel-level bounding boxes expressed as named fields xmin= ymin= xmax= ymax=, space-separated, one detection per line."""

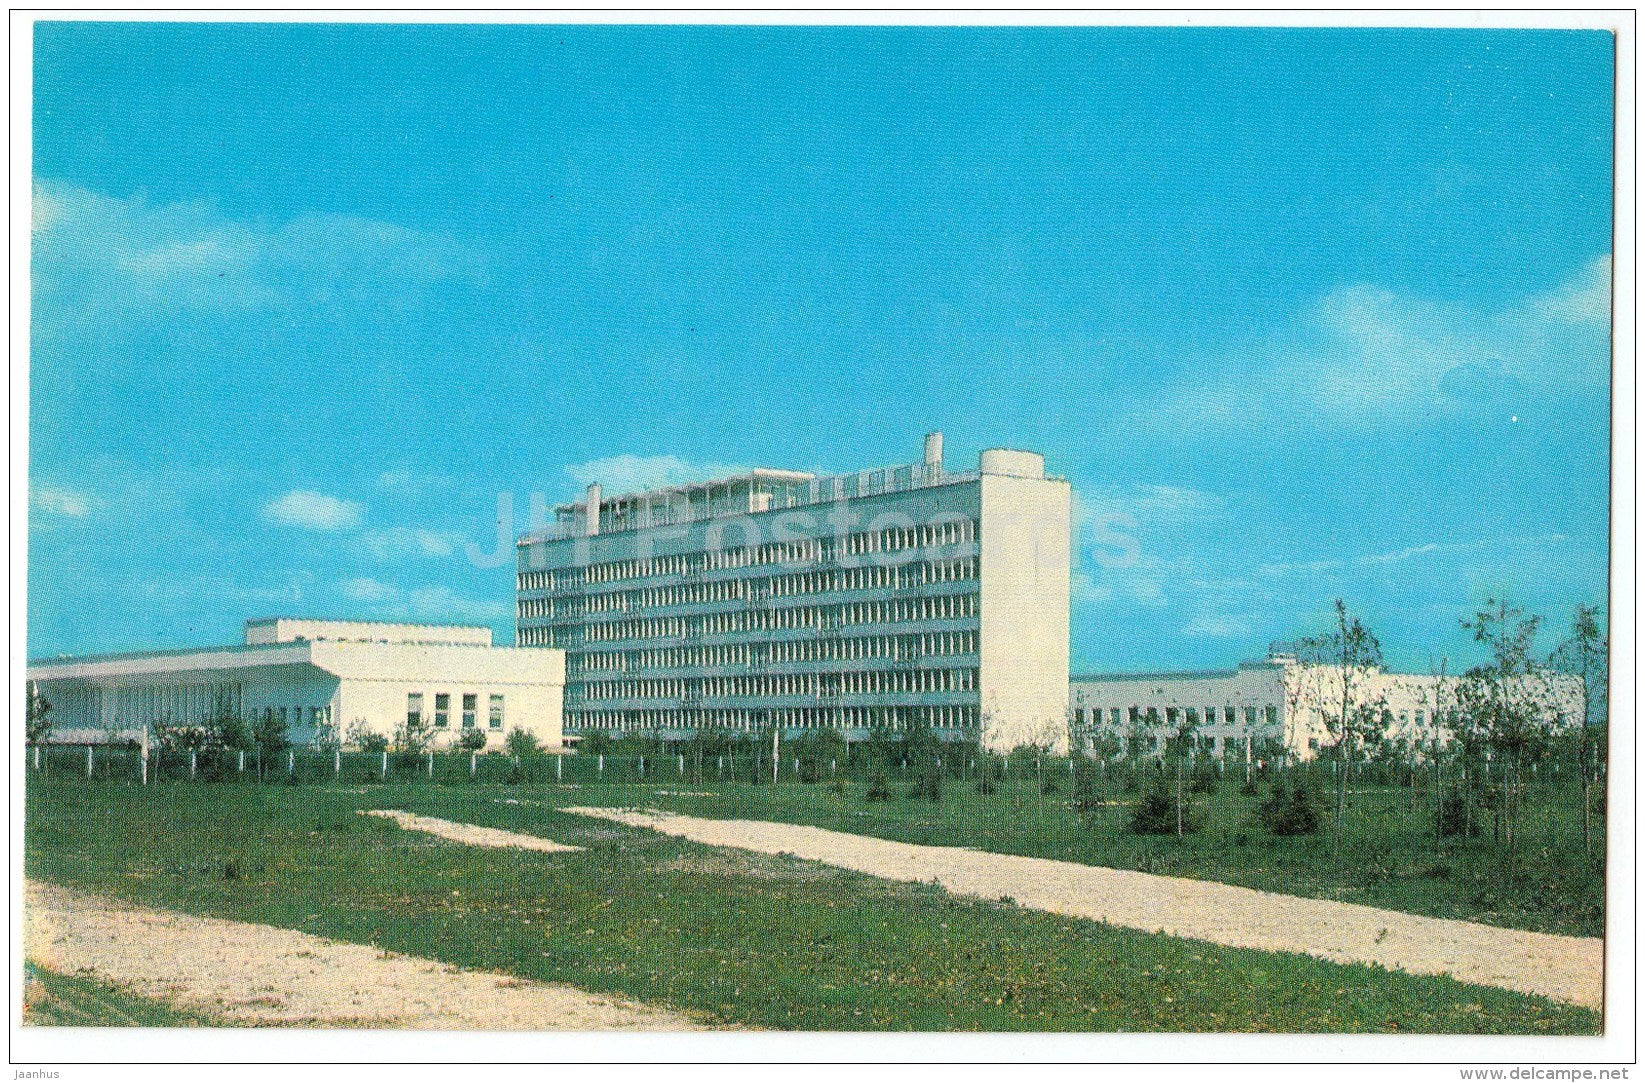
xmin=29 ymin=23 xmax=1614 ymax=671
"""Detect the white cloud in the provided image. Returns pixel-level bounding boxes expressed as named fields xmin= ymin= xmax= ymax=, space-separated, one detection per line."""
xmin=32 ymin=484 xmax=95 ymax=518
xmin=31 ymin=181 xmax=479 ymax=320
xmin=263 ymin=490 xmax=363 ymax=531
xmin=339 ymin=576 xmax=399 ymax=603
xmin=1121 ymin=256 xmax=1612 ymax=435
xmin=564 ymin=454 xmax=751 ymax=497
xmin=360 ymin=526 xmax=461 ymax=560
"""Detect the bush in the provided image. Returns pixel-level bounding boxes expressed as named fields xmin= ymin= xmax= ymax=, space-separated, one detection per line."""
xmin=1258 ymin=783 xmax=1320 ymax=837
xmin=1072 ymin=759 xmax=1102 ymax=812
xmin=910 ymin=768 xmax=942 ymax=802
xmin=865 ymin=773 xmax=893 ymax=802
xmin=1239 ymin=778 xmax=1260 ymax=796
xmin=1131 ymin=777 xmax=1195 ymax=835
xmin=1439 ymin=790 xmax=1478 ymax=838
xmin=504 ymin=728 xmax=539 ymax=758
xmin=354 ymin=731 xmax=389 ymax=756
xmin=457 ymin=728 xmax=488 ymax=753
xmin=976 ymin=776 xmax=997 ymax=795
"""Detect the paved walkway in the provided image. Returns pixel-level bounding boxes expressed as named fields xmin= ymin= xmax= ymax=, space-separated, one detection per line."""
xmin=566 ymin=807 xmax=1604 ymax=1010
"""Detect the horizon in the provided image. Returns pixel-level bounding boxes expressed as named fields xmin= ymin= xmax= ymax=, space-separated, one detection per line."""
xmin=28 ymin=23 xmax=1615 ymax=673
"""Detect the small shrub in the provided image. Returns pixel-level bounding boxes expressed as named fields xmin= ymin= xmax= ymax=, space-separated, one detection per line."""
xmin=1439 ymin=791 xmax=1478 ymax=838
xmin=1239 ymin=779 xmax=1260 ymax=796
xmin=457 ymin=728 xmax=488 ymax=754
xmin=976 ymin=776 xmax=997 ymax=795
xmin=1421 ymin=862 xmax=1452 ymax=880
xmin=504 ymin=728 xmax=540 ymax=758
xmin=354 ymin=731 xmax=389 ymax=756
xmin=1258 ymin=783 xmax=1320 ymax=837
xmin=1040 ymin=775 xmax=1061 ymax=795
xmin=865 ymin=773 xmax=892 ymax=802
xmin=827 ymin=778 xmax=848 ymax=796
xmin=1131 ymin=777 xmax=1191 ymax=835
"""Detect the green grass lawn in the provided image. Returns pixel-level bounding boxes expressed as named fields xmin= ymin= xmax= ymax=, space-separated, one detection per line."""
xmin=24 ymin=961 xmax=225 ymax=1027
xmin=24 ymin=779 xmax=1599 ymax=1033
xmin=521 ymin=767 xmax=1604 ymax=938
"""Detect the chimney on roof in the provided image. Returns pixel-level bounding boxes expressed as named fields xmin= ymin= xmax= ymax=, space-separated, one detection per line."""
xmin=584 ymin=483 xmax=602 ymax=537
xmin=923 ymin=431 xmax=943 ymax=476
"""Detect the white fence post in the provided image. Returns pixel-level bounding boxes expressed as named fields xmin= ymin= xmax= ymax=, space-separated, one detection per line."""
xmin=237 ymin=750 xmax=245 ymax=775
xmin=381 ymin=749 xmax=388 ymax=781
xmin=140 ymin=754 xmax=148 ymax=785
xmin=556 ymin=754 xmax=563 ymax=782
xmin=678 ymin=754 xmax=685 ymax=777
xmin=427 ymin=750 xmax=434 ymax=778
xmin=190 ymin=750 xmax=198 ymax=779
xmin=598 ymin=754 xmax=604 ymax=778
xmin=334 ymin=748 xmax=341 ymax=777
xmin=288 ymin=750 xmax=295 ymax=776
xmin=470 ymin=752 xmax=477 ymax=778
xmin=32 ymin=746 xmax=39 ymax=771
xmin=86 ymin=745 xmax=94 ymax=779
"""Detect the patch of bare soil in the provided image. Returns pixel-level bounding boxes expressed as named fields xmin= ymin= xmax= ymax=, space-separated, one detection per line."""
xmin=565 ymin=807 xmax=1604 ymax=1010
xmin=25 ymin=880 xmax=697 ymax=1029
xmin=361 ymin=809 xmax=582 ymax=852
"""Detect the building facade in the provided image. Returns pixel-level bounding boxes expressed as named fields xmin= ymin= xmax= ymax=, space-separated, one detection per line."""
xmin=28 ymin=619 xmax=566 ymax=750
xmin=516 ymin=434 xmax=1071 ymax=752
xmin=1071 ymin=655 xmax=1586 ymax=762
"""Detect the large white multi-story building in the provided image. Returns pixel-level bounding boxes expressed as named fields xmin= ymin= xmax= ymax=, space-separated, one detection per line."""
xmin=1071 ymin=654 xmax=1586 ymax=761
xmin=516 ymin=434 xmax=1072 ymax=752
xmin=27 ymin=618 xmax=566 ymax=750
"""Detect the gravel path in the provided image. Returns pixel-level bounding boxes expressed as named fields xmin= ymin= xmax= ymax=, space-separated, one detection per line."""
xmin=24 ymin=880 xmax=694 ymax=1029
xmin=565 ymin=807 xmax=1604 ymax=1010
xmin=362 ymin=809 xmax=583 ymax=852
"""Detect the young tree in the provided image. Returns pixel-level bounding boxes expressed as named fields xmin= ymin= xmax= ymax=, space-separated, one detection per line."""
xmin=1552 ymin=604 xmax=1608 ymax=854
xmin=504 ymin=727 xmax=540 ymax=758
xmin=1164 ymin=707 xmax=1200 ymax=837
xmin=1456 ymin=598 xmax=1560 ymax=856
xmin=251 ymin=709 xmax=289 ymax=778
xmin=1289 ymin=600 xmax=1388 ymax=836
xmin=346 ymin=718 xmax=389 ymax=755
xmin=25 ymin=683 xmax=52 ymax=747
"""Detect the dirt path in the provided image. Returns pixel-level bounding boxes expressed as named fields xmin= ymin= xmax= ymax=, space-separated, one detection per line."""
xmin=362 ymin=809 xmax=583 ymax=852
xmin=565 ymin=807 xmax=1604 ymax=1010
xmin=24 ymin=880 xmax=696 ymax=1029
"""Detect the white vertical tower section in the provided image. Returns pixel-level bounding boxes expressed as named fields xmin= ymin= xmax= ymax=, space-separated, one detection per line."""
xmin=976 ymin=450 xmax=1072 ymax=753
xmin=584 ymin=483 xmax=602 ymax=537
xmin=923 ymin=431 xmax=944 ymax=477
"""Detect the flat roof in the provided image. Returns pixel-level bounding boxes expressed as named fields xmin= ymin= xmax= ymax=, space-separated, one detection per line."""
xmin=1072 ymin=661 xmax=1284 ymax=683
xmin=243 ymin=616 xmax=491 ymax=631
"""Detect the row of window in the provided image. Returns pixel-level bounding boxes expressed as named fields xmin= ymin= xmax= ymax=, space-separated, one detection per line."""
xmin=1075 ymin=705 xmax=1280 ymax=733
xmin=520 ymin=557 xmax=980 ymax=619
xmin=576 ymin=666 xmax=980 ymax=703
xmin=406 ymin=692 xmax=505 ymax=731
xmin=571 ymin=703 xmax=982 ymax=732
xmin=256 ymin=705 xmax=329 ymax=729
xmin=571 ymin=631 xmax=981 ymax=675
xmin=517 ymin=517 xmax=981 ymax=591
xmin=518 ymin=595 xmax=980 ymax=649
